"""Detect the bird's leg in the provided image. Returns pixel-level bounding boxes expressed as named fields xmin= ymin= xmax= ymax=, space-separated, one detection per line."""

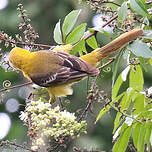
xmin=49 ymin=93 xmax=56 ymax=103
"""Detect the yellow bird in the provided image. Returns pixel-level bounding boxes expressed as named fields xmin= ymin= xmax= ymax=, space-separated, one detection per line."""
xmin=9 ymin=29 xmax=143 ymax=102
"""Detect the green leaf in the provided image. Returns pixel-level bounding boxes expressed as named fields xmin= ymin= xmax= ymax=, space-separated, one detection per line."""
xmin=86 ymin=36 xmax=98 ymax=49
xmin=112 ymin=66 xmax=130 ymax=100
xmin=96 ymin=92 xmax=125 ymax=123
xmin=95 ymin=105 xmax=110 ymax=123
xmin=53 ymin=20 xmax=63 ymax=44
xmin=113 ymin=92 xmax=131 ymax=133
xmin=133 ymin=123 xmax=141 ymax=148
xmin=118 ymin=2 xmax=128 ymax=22
xmin=130 ymin=0 xmax=148 ymax=17
xmin=136 ymin=0 xmax=148 ymax=13
xmin=129 ymin=65 xmax=144 ymax=91
xmin=112 ymin=76 xmax=123 ymax=101
xmin=66 ymin=23 xmax=87 ymax=44
xmin=137 ymin=123 xmax=147 ymax=152
xmin=111 ymin=92 xmax=126 ymax=104
xmin=133 ymin=94 xmax=145 ymax=114
xmin=120 ymin=88 xmax=135 ymax=111
xmin=113 ymin=123 xmax=128 ymax=141
xmin=142 ymin=30 xmax=152 ymax=40
xmin=113 ymin=88 xmax=136 ymax=133
xmin=141 ymin=111 xmax=152 ymax=119
xmin=128 ymin=40 xmax=152 ymax=58
xmin=112 ymin=126 xmax=132 ymax=152
xmin=71 ymin=39 xmax=87 ymax=56
xmin=112 ymin=48 xmax=124 ymax=87
xmin=139 ymin=57 xmax=149 ymax=72
xmin=133 ymin=123 xmax=148 ymax=152
xmin=145 ymin=122 xmax=152 ymax=152
xmin=113 ymin=112 xmax=122 ymax=134
xmin=62 ymin=10 xmax=81 ymax=39
xmin=149 ymin=58 xmax=152 ymax=65
xmin=141 ymin=0 xmax=147 ymax=2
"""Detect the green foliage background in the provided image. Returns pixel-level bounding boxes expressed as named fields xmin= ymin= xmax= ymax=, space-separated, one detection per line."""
xmin=0 ymin=0 xmax=152 ymax=152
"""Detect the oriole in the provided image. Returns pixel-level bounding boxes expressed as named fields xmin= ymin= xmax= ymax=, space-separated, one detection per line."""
xmin=9 ymin=29 xmax=143 ymax=102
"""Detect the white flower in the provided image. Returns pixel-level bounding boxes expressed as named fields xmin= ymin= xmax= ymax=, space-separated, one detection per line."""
xmin=19 ymin=111 xmax=28 ymax=121
xmin=36 ymin=137 xmax=45 ymax=146
xmin=37 ymin=102 xmax=46 ymax=111
xmin=54 ymin=105 xmax=60 ymax=112
xmin=31 ymin=145 xmax=38 ymax=151
xmin=61 ymin=110 xmax=76 ymax=120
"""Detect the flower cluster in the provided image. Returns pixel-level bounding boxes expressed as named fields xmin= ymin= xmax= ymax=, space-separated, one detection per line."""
xmin=19 ymin=100 xmax=87 ymax=151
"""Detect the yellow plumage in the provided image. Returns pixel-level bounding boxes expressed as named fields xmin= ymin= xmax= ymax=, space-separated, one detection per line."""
xmin=9 ymin=29 xmax=143 ymax=103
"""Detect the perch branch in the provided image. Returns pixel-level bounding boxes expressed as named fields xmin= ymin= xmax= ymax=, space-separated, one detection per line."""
xmin=0 ymin=81 xmax=32 ymax=93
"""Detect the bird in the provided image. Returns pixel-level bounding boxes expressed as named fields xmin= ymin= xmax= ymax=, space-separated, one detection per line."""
xmin=9 ymin=29 xmax=143 ymax=103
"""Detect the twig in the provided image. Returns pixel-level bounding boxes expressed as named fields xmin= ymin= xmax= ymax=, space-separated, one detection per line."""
xmin=99 ymin=56 xmax=118 ymax=70
xmin=109 ymin=103 xmax=142 ymax=123
xmin=145 ymin=0 xmax=152 ymax=5
xmin=0 ymin=32 xmax=52 ymax=48
xmin=128 ymin=142 xmax=137 ymax=152
xmin=0 ymin=140 xmax=36 ymax=152
xmin=84 ymin=14 xmax=118 ymax=41
xmin=78 ymin=55 xmax=118 ymax=122
xmin=78 ymin=97 xmax=95 ymax=122
xmin=103 ymin=1 xmax=121 ymax=7
xmin=0 ymin=81 xmax=32 ymax=93
xmin=17 ymin=3 xmax=39 ymax=43
xmin=1 ymin=14 xmax=118 ymax=49
xmin=73 ymin=146 xmax=104 ymax=152
xmin=102 ymin=14 xmax=118 ymax=28
xmin=16 ymin=41 xmax=52 ymax=48
xmin=92 ymin=54 xmax=118 ymax=91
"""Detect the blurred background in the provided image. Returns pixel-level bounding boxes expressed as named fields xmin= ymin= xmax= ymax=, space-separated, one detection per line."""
xmin=1 ymin=0 xmax=150 ymax=151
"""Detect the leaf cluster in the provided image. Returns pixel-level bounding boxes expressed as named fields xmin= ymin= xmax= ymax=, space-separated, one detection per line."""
xmin=54 ymin=10 xmax=98 ymax=56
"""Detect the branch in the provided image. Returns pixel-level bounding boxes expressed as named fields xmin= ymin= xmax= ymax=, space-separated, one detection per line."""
xmin=102 ymin=14 xmax=118 ymax=28
xmin=99 ymin=56 xmax=117 ymax=69
xmin=128 ymin=142 xmax=138 ymax=152
xmin=73 ymin=146 xmax=104 ymax=152
xmin=84 ymin=14 xmax=118 ymax=41
xmin=78 ymin=88 xmax=99 ymax=122
xmin=145 ymin=1 xmax=152 ymax=5
xmin=16 ymin=41 xmax=52 ymax=48
xmin=103 ymin=1 xmax=121 ymax=7
xmin=1 ymin=14 xmax=118 ymax=49
xmin=78 ymin=55 xmax=118 ymax=121
xmin=109 ymin=103 xmax=142 ymax=123
xmin=0 ymin=140 xmax=36 ymax=152
xmin=0 ymin=81 xmax=32 ymax=93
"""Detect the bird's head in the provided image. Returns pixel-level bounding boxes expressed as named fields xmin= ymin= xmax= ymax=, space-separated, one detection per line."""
xmin=9 ymin=47 xmax=31 ymax=69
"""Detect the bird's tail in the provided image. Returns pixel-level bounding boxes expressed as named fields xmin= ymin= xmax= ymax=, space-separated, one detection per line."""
xmin=80 ymin=29 xmax=144 ymax=66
